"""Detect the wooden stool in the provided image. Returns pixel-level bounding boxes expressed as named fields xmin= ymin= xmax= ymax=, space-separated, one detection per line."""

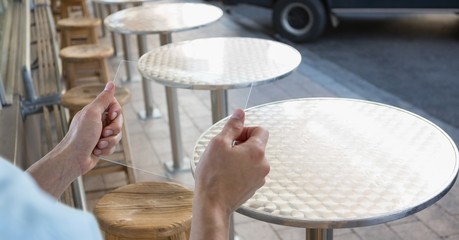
xmin=60 ymin=84 xmax=135 ymax=186
xmin=60 ymin=0 xmax=90 ymax=19
xmin=94 ymin=182 xmax=193 ymax=240
xmin=60 ymin=44 xmax=113 ymax=88
xmin=57 ymin=17 xmax=101 ymax=48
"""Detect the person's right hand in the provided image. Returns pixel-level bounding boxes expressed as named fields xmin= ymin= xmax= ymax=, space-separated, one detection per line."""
xmin=194 ymin=108 xmax=270 ymax=216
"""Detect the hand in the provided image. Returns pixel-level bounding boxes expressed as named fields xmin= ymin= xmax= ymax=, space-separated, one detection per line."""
xmin=61 ymin=81 xmax=123 ymax=175
xmin=191 ymin=109 xmax=270 ymax=239
xmin=27 ymin=82 xmax=123 ymax=198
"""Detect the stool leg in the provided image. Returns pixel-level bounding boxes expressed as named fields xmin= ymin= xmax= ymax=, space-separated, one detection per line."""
xmin=60 ymin=30 xmax=65 ymax=49
xmin=63 ymin=29 xmax=72 ymax=48
xmin=81 ymin=0 xmax=90 ymax=17
xmin=60 ymin=2 xmax=68 ymax=19
xmin=100 ymin=59 xmax=110 ymax=84
xmin=66 ymin=62 xmax=77 ymax=88
xmin=120 ymin=118 xmax=135 ymax=184
xmin=89 ymin=27 xmax=98 ymax=44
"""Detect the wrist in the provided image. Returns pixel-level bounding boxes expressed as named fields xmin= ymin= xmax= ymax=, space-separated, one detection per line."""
xmin=190 ymin=187 xmax=232 ymax=240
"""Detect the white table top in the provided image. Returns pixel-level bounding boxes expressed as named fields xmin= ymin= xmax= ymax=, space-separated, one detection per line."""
xmin=92 ymin=0 xmax=153 ymax=5
xmin=104 ymin=3 xmax=223 ymax=34
xmin=192 ymin=98 xmax=459 ymax=229
xmin=138 ymin=37 xmax=302 ymax=90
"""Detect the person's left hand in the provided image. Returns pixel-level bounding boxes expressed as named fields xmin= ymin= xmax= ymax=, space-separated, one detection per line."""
xmin=60 ymin=82 xmax=123 ymax=175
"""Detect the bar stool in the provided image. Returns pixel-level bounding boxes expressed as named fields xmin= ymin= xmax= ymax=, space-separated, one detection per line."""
xmin=57 ymin=17 xmax=101 ymax=48
xmin=60 ymin=83 xmax=135 ymax=186
xmin=60 ymin=0 xmax=90 ymax=19
xmin=94 ymin=182 xmax=193 ymax=240
xmin=59 ymin=44 xmax=113 ymax=88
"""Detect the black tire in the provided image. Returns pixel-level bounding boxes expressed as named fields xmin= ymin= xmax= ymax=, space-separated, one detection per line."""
xmin=272 ymin=0 xmax=327 ymax=43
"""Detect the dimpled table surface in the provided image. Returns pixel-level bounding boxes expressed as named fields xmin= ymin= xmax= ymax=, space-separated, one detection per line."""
xmin=192 ymin=98 xmax=459 ymax=232
xmin=138 ymin=37 xmax=301 ymax=90
xmin=93 ymin=0 xmax=152 ymax=4
xmin=104 ymin=3 xmax=223 ymax=34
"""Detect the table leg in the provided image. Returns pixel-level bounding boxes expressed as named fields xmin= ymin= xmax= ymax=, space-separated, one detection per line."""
xmin=306 ymin=229 xmax=333 ymax=240
xmin=97 ymin=3 xmax=105 ymax=38
xmin=159 ymin=32 xmax=172 ymax=46
xmin=157 ymin=33 xmax=188 ymax=171
xmin=137 ymin=35 xmax=161 ymax=120
xmin=92 ymin=1 xmax=99 ymax=21
xmin=106 ymin=5 xmax=121 ymax=57
xmin=210 ymin=89 xmax=229 ymax=124
xmin=164 ymin=86 xmax=189 ymax=172
xmin=121 ymin=34 xmax=140 ymax=82
xmin=71 ymin=176 xmax=87 ymax=210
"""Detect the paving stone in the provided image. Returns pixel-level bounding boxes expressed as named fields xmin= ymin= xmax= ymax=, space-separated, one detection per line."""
xmin=390 ymin=221 xmax=441 ymax=240
xmin=236 ymin=221 xmax=280 ymax=240
xmin=277 ymin=227 xmax=305 ymax=239
xmin=334 ymin=232 xmax=362 ymax=240
xmin=437 ymin=186 xmax=459 ymax=216
xmin=416 ymin=204 xmax=459 ymax=237
xmin=353 ymin=224 xmax=401 ymax=240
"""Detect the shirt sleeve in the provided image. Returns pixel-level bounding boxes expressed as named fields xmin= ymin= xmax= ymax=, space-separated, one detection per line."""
xmin=0 ymin=159 xmax=102 ymax=240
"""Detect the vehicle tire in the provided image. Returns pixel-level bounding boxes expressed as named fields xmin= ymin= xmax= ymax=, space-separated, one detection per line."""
xmin=272 ymin=0 xmax=327 ymax=42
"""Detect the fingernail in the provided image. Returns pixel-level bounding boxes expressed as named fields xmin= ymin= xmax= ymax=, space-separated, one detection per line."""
xmin=103 ymin=129 xmax=113 ymax=137
xmin=99 ymin=140 xmax=108 ymax=148
xmin=94 ymin=149 xmax=102 ymax=155
xmin=110 ymin=112 xmax=118 ymax=120
xmin=104 ymin=81 xmax=114 ymax=91
xmin=231 ymin=109 xmax=244 ymax=120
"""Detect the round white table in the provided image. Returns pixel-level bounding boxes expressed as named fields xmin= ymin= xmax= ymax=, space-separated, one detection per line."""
xmin=93 ymin=0 xmax=157 ymax=58
xmin=105 ymin=3 xmax=223 ymax=120
xmin=138 ymin=37 xmax=301 ymax=170
xmin=192 ymin=98 xmax=459 ymax=240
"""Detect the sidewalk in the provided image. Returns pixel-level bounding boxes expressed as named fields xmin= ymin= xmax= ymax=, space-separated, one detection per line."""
xmin=84 ymin=1 xmax=459 ymax=239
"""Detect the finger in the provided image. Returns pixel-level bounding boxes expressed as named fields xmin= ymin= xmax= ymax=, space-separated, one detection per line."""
xmin=106 ymin=98 xmax=122 ymax=121
xmin=102 ymin=113 xmax=123 ymax=137
xmin=244 ymin=127 xmax=269 ymax=147
xmin=93 ymin=145 xmax=116 ymax=156
xmin=90 ymin=81 xmax=116 ymax=113
xmin=97 ymin=134 xmax=122 ymax=149
xmin=219 ymin=109 xmax=245 ymax=142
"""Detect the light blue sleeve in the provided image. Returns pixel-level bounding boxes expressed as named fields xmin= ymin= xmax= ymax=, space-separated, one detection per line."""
xmin=0 ymin=159 xmax=102 ymax=240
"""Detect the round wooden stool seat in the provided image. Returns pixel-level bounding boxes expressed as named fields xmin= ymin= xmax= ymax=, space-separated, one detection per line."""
xmin=58 ymin=17 xmax=101 ymax=28
xmin=94 ymin=182 xmax=193 ymax=240
xmin=60 ymin=44 xmax=113 ymax=62
xmin=61 ymin=83 xmax=131 ymax=114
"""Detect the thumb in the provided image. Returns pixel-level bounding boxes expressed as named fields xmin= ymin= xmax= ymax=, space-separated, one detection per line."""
xmin=91 ymin=81 xmax=116 ymax=112
xmin=219 ymin=109 xmax=245 ymax=141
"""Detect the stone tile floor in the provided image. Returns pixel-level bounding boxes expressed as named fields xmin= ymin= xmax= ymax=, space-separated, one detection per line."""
xmin=82 ymin=1 xmax=459 ymax=239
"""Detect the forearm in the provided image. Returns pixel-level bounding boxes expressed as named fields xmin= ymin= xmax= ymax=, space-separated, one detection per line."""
xmin=26 ymin=141 xmax=80 ymax=199
xmin=190 ymin=193 xmax=231 ymax=240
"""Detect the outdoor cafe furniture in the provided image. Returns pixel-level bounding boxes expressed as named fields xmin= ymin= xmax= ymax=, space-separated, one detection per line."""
xmin=138 ymin=37 xmax=301 ymax=171
xmin=192 ymin=98 xmax=459 ymax=240
xmin=92 ymin=0 xmax=159 ymax=59
xmin=105 ymin=2 xmax=223 ymax=119
xmin=94 ymin=182 xmax=193 ymax=240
